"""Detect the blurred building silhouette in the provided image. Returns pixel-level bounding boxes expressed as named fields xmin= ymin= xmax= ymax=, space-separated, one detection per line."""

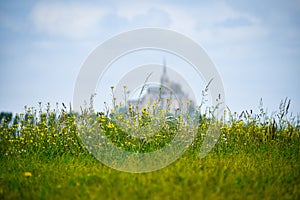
xmin=128 ymin=60 xmax=195 ymax=114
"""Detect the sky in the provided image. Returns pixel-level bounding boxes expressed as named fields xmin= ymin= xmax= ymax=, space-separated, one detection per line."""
xmin=0 ymin=0 xmax=299 ymax=115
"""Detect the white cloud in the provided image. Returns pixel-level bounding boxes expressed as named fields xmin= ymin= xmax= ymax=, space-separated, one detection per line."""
xmin=116 ymin=2 xmax=151 ymax=21
xmin=30 ymin=2 xmax=108 ymax=39
xmin=115 ymin=1 xmax=268 ymax=44
xmin=115 ymin=2 xmax=198 ymax=40
xmin=29 ymin=1 xmax=268 ymax=44
xmin=161 ymin=6 xmax=198 ymax=38
xmin=130 ymin=8 xmax=171 ymax=27
xmin=194 ymin=2 xmax=268 ymax=44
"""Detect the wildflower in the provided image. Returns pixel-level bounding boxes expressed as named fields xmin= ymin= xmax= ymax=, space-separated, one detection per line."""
xmin=24 ymin=172 xmax=32 ymax=177
xmin=238 ymin=121 xmax=243 ymax=126
xmin=155 ymin=133 xmax=161 ymax=137
xmin=107 ymin=122 xmax=115 ymax=129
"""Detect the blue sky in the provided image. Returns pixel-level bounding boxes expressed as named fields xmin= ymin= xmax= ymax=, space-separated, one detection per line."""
xmin=0 ymin=0 xmax=299 ymax=115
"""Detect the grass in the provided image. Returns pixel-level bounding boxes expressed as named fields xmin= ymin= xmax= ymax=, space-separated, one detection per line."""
xmin=0 ymin=98 xmax=299 ymax=200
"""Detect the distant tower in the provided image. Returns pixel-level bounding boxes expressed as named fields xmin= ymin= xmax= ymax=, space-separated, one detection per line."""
xmin=160 ymin=57 xmax=168 ymax=87
xmin=159 ymin=58 xmax=169 ymax=109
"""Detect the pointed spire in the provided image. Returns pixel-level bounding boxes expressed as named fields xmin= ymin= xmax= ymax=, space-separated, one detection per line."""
xmin=161 ymin=57 xmax=168 ymax=85
xmin=163 ymin=57 xmax=166 ymax=75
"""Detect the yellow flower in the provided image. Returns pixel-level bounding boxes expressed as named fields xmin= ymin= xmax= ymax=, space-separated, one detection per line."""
xmin=141 ymin=108 xmax=147 ymax=113
xmin=107 ymin=122 xmax=115 ymax=129
xmin=238 ymin=121 xmax=244 ymax=126
xmin=24 ymin=172 xmax=32 ymax=177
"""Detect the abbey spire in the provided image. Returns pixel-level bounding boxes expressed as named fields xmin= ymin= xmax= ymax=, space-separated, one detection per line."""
xmin=160 ymin=57 xmax=169 ymax=86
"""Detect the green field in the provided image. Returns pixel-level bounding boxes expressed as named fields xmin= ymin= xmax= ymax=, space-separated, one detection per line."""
xmin=0 ymin=100 xmax=299 ymax=200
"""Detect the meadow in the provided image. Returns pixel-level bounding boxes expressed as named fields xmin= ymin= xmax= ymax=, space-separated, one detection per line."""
xmin=0 ymin=98 xmax=299 ymax=200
